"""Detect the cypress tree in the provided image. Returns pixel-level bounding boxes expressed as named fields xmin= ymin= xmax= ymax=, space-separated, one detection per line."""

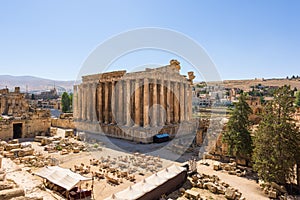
xmin=222 ymin=93 xmax=253 ymax=160
xmin=253 ymin=86 xmax=300 ymax=185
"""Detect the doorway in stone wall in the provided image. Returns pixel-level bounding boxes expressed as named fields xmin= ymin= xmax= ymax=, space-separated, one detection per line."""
xmin=13 ymin=123 xmax=23 ymax=139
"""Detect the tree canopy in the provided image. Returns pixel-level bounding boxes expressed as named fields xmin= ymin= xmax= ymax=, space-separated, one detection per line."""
xmin=253 ymin=85 xmax=300 ymax=185
xmin=61 ymin=92 xmax=71 ymax=113
xmin=222 ymin=93 xmax=253 ymax=160
xmin=295 ymin=91 xmax=300 ymax=107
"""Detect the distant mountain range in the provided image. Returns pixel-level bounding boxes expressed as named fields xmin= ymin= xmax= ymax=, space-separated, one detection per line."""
xmin=1 ymin=75 xmax=299 ymax=94
xmin=0 ymin=75 xmax=75 ymax=93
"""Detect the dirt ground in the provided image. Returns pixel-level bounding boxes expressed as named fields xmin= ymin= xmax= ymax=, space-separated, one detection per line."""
xmin=196 ymin=159 xmax=268 ymax=200
xmin=54 ymin=146 xmax=176 ymax=199
xmin=3 ymin=158 xmax=62 ymax=200
xmin=1 ymin=138 xmax=275 ymax=200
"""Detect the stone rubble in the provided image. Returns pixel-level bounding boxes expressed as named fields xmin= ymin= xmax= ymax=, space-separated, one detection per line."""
xmin=189 ymin=173 xmax=244 ymax=200
xmin=0 ymin=159 xmax=41 ymax=200
xmin=212 ymin=161 xmax=248 ymax=177
xmin=259 ymin=180 xmax=288 ymax=199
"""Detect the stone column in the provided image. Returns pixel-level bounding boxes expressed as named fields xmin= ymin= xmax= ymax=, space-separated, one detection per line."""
xmin=89 ymin=83 xmax=93 ymax=121
xmin=83 ymin=84 xmax=88 ymax=121
xmin=126 ymin=79 xmax=132 ymax=127
xmin=104 ymin=82 xmax=109 ymax=124
xmin=134 ymin=79 xmax=140 ymax=127
xmin=80 ymin=85 xmax=84 ymax=120
xmin=170 ymin=82 xmax=174 ymax=123
xmin=111 ymin=81 xmax=116 ymax=124
xmin=184 ymin=83 xmax=188 ymax=121
xmin=123 ymin=81 xmax=127 ymax=125
xmin=98 ymin=83 xmax=103 ymax=123
xmin=152 ymin=79 xmax=157 ymax=127
xmin=77 ymin=85 xmax=82 ymax=120
xmin=188 ymin=84 xmax=193 ymax=120
xmin=143 ymin=78 xmax=149 ymax=127
xmin=92 ymin=83 xmax=98 ymax=122
xmin=86 ymin=84 xmax=92 ymax=121
xmin=73 ymin=85 xmax=78 ymax=120
xmin=166 ymin=80 xmax=171 ymax=124
xmin=79 ymin=85 xmax=84 ymax=120
xmin=117 ymin=80 xmax=123 ymax=125
xmin=159 ymin=80 xmax=165 ymax=126
xmin=173 ymin=82 xmax=179 ymax=123
xmin=180 ymin=82 xmax=185 ymax=122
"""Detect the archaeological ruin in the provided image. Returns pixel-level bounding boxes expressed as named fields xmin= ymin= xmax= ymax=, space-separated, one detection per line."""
xmin=73 ymin=60 xmax=198 ymax=143
xmin=0 ymin=87 xmax=51 ymax=140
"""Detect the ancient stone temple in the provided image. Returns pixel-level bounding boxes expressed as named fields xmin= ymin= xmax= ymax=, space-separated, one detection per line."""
xmin=73 ymin=60 xmax=198 ymax=143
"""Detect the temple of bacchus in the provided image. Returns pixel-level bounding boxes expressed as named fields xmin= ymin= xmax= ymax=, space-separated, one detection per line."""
xmin=73 ymin=60 xmax=198 ymax=143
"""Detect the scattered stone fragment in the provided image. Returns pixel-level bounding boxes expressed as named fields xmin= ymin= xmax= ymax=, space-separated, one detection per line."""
xmin=0 ymin=188 xmax=25 ymax=200
xmin=268 ymin=189 xmax=277 ymax=199
xmin=225 ymin=187 xmax=236 ymax=200
xmin=213 ymin=161 xmax=220 ymax=171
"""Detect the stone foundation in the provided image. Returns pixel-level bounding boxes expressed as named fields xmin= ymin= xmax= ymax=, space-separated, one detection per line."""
xmin=75 ymin=120 xmax=198 ymax=143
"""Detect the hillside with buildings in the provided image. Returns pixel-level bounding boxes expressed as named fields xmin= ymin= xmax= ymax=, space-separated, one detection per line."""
xmin=222 ymin=77 xmax=300 ymax=91
xmin=0 ymin=75 xmax=74 ymax=94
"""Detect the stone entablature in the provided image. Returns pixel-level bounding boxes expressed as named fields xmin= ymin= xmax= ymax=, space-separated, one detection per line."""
xmin=73 ymin=60 xmax=197 ymax=143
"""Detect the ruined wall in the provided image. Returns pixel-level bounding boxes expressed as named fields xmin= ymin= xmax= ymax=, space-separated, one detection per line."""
xmin=51 ymin=118 xmax=75 ymax=129
xmin=0 ymin=120 xmax=13 ymax=139
xmin=0 ymin=110 xmax=51 ymax=140
xmin=0 ymin=87 xmax=29 ymax=117
xmin=0 ymin=87 xmax=52 ymax=140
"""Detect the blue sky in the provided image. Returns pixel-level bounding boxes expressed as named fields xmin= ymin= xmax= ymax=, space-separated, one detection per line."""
xmin=0 ymin=0 xmax=299 ymax=81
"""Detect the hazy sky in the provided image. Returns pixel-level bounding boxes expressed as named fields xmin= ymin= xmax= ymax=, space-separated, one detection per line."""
xmin=0 ymin=0 xmax=299 ymax=81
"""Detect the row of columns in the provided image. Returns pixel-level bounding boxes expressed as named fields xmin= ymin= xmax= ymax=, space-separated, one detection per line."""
xmin=74 ymin=83 xmax=98 ymax=123
xmin=74 ymin=78 xmax=192 ymax=127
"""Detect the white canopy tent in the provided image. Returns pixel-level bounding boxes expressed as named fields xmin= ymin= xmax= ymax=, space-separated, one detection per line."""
xmin=105 ymin=164 xmax=186 ymax=200
xmin=35 ymin=166 xmax=92 ymax=191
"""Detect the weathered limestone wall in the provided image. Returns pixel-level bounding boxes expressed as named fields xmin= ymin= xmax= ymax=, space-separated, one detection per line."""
xmin=0 ymin=118 xmax=51 ymax=140
xmin=0 ymin=87 xmax=52 ymax=140
xmin=0 ymin=87 xmax=29 ymax=117
xmin=51 ymin=118 xmax=75 ymax=129
xmin=0 ymin=120 xmax=13 ymax=140
xmin=24 ymin=117 xmax=51 ymax=138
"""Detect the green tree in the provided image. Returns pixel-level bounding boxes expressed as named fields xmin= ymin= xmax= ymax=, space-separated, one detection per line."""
xmin=222 ymin=93 xmax=253 ymax=160
xmin=259 ymin=96 xmax=265 ymax=104
xmin=295 ymin=91 xmax=300 ymax=107
xmin=61 ymin=92 xmax=71 ymax=113
xmin=69 ymin=93 xmax=73 ymax=111
xmin=253 ymin=86 xmax=300 ymax=185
